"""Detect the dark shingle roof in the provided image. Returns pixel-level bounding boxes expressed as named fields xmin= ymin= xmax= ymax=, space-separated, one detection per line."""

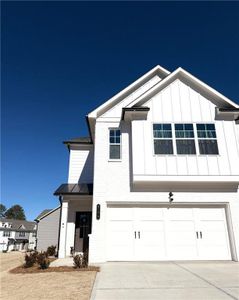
xmin=35 ymin=209 xmax=52 ymax=221
xmin=63 ymin=137 xmax=92 ymax=145
xmin=0 ymin=218 xmax=36 ymax=231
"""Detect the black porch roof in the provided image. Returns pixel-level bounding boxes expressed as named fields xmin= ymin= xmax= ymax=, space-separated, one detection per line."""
xmin=54 ymin=183 xmax=93 ymax=196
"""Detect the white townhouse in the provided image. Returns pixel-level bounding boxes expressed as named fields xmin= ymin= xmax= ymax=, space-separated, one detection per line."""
xmin=0 ymin=219 xmax=37 ymax=251
xmin=54 ymin=65 xmax=239 ymax=263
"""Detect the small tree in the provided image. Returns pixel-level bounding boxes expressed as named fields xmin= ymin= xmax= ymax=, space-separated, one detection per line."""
xmin=5 ymin=205 xmax=26 ymax=220
xmin=0 ymin=204 xmax=7 ymax=218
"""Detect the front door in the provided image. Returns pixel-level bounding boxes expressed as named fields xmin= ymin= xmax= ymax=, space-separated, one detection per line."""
xmin=74 ymin=212 xmax=92 ymax=253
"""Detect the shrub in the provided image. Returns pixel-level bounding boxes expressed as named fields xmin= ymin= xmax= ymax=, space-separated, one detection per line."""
xmin=73 ymin=251 xmax=88 ymax=268
xmin=24 ymin=252 xmax=37 ymax=268
xmin=2 ymin=250 xmax=7 ymax=253
xmin=37 ymin=252 xmax=50 ymax=269
xmin=46 ymin=245 xmax=56 ymax=256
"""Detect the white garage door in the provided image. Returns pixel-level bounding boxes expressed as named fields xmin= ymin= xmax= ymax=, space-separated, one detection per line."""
xmin=107 ymin=206 xmax=231 ymax=261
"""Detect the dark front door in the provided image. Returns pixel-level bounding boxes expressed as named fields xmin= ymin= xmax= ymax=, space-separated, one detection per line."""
xmin=74 ymin=212 xmax=92 ymax=253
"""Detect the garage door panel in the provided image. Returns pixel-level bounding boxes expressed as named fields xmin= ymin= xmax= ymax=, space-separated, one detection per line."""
xmin=167 ymin=208 xmax=194 ymax=220
xmin=107 ymin=206 xmax=231 ymax=261
xmin=140 ymin=220 xmax=164 ymax=231
xmin=168 ymin=220 xmax=195 ymax=231
xmin=108 ymin=220 xmax=134 ymax=260
xmin=137 ymin=208 xmax=164 ymax=220
xmin=168 ymin=231 xmax=197 ymax=245
xmin=197 ymin=208 xmax=225 ymax=220
xmin=168 ymin=246 xmax=198 ymax=260
xmin=200 ymin=220 xmax=226 ymax=231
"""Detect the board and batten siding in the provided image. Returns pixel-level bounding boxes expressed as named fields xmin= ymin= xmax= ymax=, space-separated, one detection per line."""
xmin=131 ymin=79 xmax=239 ymax=177
xmin=102 ymin=75 xmax=162 ymax=118
xmin=68 ymin=145 xmax=94 ymax=184
xmin=37 ymin=208 xmax=60 ymax=252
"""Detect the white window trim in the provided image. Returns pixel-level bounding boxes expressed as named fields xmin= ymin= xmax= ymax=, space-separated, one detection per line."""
xmin=174 ymin=123 xmax=196 ymax=155
xmin=152 ymin=122 xmax=219 ymax=156
xmin=153 ymin=123 xmax=174 ymax=155
xmin=109 ymin=128 xmax=122 ymax=160
xmin=196 ymin=123 xmax=219 ymax=155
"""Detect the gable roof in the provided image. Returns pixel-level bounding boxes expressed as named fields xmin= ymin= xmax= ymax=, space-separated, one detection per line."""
xmin=0 ymin=218 xmax=36 ymax=231
xmin=126 ymin=67 xmax=239 ymax=109
xmin=87 ymin=65 xmax=170 ymax=139
xmin=88 ymin=65 xmax=170 ymax=119
xmin=35 ymin=206 xmax=61 ymax=221
xmin=86 ymin=65 xmax=238 ymax=140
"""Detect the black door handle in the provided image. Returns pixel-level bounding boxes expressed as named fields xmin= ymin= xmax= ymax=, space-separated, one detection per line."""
xmin=200 ymin=231 xmax=202 ymax=239
xmin=196 ymin=231 xmax=198 ymax=239
xmin=138 ymin=231 xmax=140 ymax=239
xmin=134 ymin=231 xmax=136 ymax=239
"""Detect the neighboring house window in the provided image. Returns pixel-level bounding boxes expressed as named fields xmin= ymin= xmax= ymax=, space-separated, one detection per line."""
xmin=109 ymin=129 xmax=121 ymax=159
xmin=153 ymin=124 xmax=173 ymax=154
xmin=175 ymin=124 xmax=196 ymax=155
xmin=3 ymin=231 xmax=11 ymax=237
xmin=197 ymin=124 xmax=219 ymax=155
xmin=19 ymin=231 xmax=25 ymax=237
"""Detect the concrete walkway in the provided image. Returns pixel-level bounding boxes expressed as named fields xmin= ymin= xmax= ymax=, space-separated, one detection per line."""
xmin=50 ymin=257 xmax=74 ymax=267
xmin=91 ymin=261 xmax=239 ymax=300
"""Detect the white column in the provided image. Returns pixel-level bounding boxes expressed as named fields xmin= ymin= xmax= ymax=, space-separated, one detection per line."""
xmin=58 ymin=201 xmax=68 ymax=258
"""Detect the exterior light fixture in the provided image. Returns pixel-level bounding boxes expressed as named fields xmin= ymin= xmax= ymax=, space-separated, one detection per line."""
xmin=169 ymin=192 xmax=174 ymax=203
xmin=96 ymin=204 xmax=101 ymax=220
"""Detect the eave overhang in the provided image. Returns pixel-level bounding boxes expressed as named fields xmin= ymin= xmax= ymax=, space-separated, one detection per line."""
xmin=215 ymin=107 xmax=239 ymax=123
xmin=121 ymin=107 xmax=150 ymax=121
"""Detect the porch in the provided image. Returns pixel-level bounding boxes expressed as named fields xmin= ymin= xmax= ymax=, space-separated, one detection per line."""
xmin=54 ymin=183 xmax=93 ymax=258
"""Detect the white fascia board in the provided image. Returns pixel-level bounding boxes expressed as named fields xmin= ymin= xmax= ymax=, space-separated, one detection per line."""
xmin=127 ymin=67 xmax=239 ymax=109
xmin=37 ymin=206 xmax=61 ymax=221
xmin=133 ymin=175 xmax=239 ymax=183
xmin=87 ymin=65 xmax=170 ymax=119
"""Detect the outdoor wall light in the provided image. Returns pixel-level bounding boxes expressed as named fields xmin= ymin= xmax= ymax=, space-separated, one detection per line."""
xmin=168 ymin=192 xmax=174 ymax=203
xmin=96 ymin=204 xmax=101 ymax=220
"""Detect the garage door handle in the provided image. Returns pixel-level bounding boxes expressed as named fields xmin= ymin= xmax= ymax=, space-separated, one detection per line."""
xmin=200 ymin=231 xmax=202 ymax=239
xmin=196 ymin=231 xmax=199 ymax=239
xmin=138 ymin=231 xmax=140 ymax=239
xmin=134 ymin=231 xmax=136 ymax=239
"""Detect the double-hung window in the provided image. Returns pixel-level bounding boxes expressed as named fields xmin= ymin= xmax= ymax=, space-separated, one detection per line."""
xmin=109 ymin=129 xmax=121 ymax=159
xmin=19 ymin=231 xmax=25 ymax=237
xmin=3 ymin=231 xmax=10 ymax=237
xmin=197 ymin=124 xmax=219 ymax=155
xmin=153 ymin=124 xmax=173 ymax=154
xmin=175 ymin=124 xmax=196 ymax=154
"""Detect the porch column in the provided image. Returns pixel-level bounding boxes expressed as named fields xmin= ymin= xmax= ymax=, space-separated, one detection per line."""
xmin=58 ymin=201 xmax=68 ymax=258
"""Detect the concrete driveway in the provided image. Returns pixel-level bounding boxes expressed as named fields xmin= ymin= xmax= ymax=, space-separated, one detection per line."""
xmin=91 ymin=261 xmax=239 ymax=300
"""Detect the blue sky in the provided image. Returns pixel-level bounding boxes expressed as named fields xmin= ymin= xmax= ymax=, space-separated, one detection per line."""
xmin=1 ymin=2 xmax=239 ymax=220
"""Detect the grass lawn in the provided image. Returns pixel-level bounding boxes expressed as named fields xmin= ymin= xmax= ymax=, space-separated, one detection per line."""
xmin=0 ymin=252 xmax=97 ymax=300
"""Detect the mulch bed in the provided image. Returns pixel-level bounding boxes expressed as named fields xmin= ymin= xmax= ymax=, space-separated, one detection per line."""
xmin=10 ymin=265 xmax=100 ymax=274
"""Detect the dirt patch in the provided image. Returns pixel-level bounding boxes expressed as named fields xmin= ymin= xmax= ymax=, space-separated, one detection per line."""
xmin=0 ymin=252 xmax=98 ymax=300
xmin=10 ymin=265 xmax=100 ymax=274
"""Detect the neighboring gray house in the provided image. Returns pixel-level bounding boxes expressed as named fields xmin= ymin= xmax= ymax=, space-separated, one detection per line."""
xmin=35 ymin=206 xmax=61 ymax=252
xmin=0 ymin=218 xmax=37 ymax=252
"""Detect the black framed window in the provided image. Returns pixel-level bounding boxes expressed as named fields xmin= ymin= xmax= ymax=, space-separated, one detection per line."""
xmin=3 ymin=231 xmax=10 ymax=237
xmin=196 ymin=124 xmax=219 ymax=155
xmin=19 ymin=231 xmax=25 ymax=237
xmin=175 ymin=124 xmax=196 ymax=155
xmin=153 ymin=124 xmax=173 ymax=154
xmin=109 ymin=129 xmax=121 ymax=159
